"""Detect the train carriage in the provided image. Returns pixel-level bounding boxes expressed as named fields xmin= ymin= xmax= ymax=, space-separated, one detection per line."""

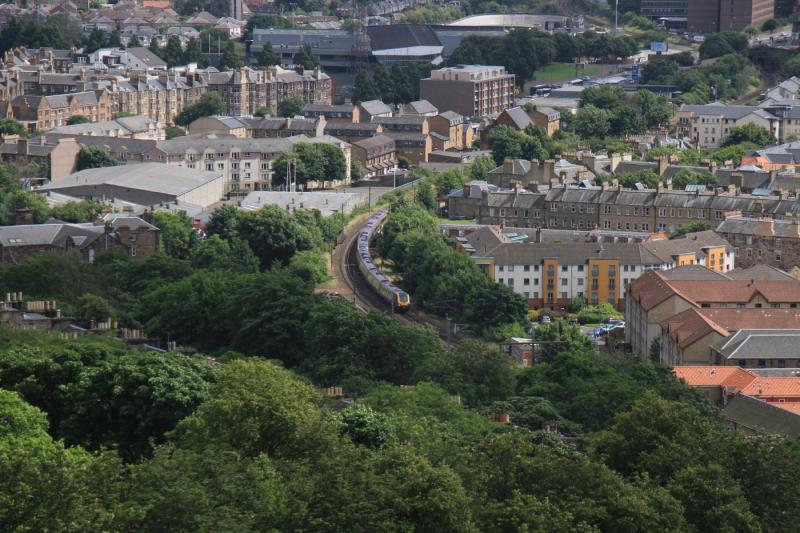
xmin=356 ymin=209 xmax=411 ymax=311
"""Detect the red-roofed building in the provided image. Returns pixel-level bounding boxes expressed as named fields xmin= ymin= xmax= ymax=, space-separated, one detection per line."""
xmin=627 ymin=267 xmax=800 ymax=359
xmin=740 ymin=377 xmax=800 ymax=403
xmin=660 ymin=308 xmax=800 ymax=365
xmin=673 ymin=366 xmax=756 ymax=403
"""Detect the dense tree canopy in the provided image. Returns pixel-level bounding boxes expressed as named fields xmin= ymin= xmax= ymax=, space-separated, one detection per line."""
xmin=175 ymin=92 xmax=225 ymax=126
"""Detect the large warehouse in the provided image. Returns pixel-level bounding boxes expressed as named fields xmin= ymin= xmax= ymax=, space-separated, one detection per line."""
xmin=37 ymin=163 xmax=227 ymax=208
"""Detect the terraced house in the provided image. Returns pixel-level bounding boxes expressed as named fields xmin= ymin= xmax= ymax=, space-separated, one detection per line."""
xmin=476 ymin=185 xmax=800 ymax=233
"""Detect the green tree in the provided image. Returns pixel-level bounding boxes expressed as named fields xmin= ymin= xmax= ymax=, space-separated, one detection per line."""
xmin=616 ymin=169 xmax=662 ymax=188
xmin=175 ymin=92 xmax=225 ymax=126
xmin=184 ymin=37 xmax=207 ymax=66
xmin=218 ymin=40 xmax=240 ymax=70
xmin=75 ymin=293 xmax=115 ymax=322
xmin=274 ymin=142 xmax=346 ymax=186
xmin=336 ymin=403 xmax=392 ymax=449
xmin=163 ymin=35 xmax=185 ymax=67
xmin=669 ymin=220 xmax=713 ymax=239
xmin=106 ymin=29 xmax=123 ymax=49
xmin=191 ymin=235 xmax=259 ymax=273
xmin=152 ymin=211 xmax=199 ymax=259
xmin=1 ymin=190 xmax=50 ymax=224
xmin=77 ymin=145 xmax=117 ymax=170
xmin=533 ymin=319 xmax=593 ymax=362
xmin=292 ymin=43 xmax=318 ymax=70
xmin=671 ymin=169 xmax=717 ymax=190
xmin=237 ymin=205 xmax=316 ymax=269
xmin=277 ymin=95 xmax=306 ymax=118
xmin=66 ymin=115 xmax=90 ymax=125
xmin=761 ymin=19 xmax=778 ymax=32
xmin=0 ymin=117 xmax=27 ymax=137
xmin=49 ymin=200 xmax=104 ymax=223
xmin=166 ymin=125 xmax=186 ymax=139
xmin=352 ymin=69 xmax=380 ymax=102
xmin=256 ymin=41 xmax=280 ymax=67
xmin=574 ymin=104 xmax=612 ymax=139
xmin=254 ymin=107 xmax=271 ymax=117
xmin=83 ymin=27 xmax=106 ymax=53
xmin=127 ymin=34 xmax=142 ymax=48
xmin=723 ymin=122 xmax=774 ymax=147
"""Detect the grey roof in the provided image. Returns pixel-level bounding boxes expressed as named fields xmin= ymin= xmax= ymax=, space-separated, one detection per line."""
xmin=713 ymin=329 xmax=800 ymax=359
xmin=400 ymin=100 xmax=438 ymax=115
xmin=438 ymin=110 xmax=464 ymax=123
xmin=487 ymin=240 xmax=663 ymax=266
xmin=722 ymin=394 xmax=800 ymax=437
xmin=358 ymin=99 xmax=392 ymax=116
xmin=727 ymin=264 xmax=796 ymax=281
xmin=641 ymin=230 xmax=733 ymax=262
xmin=303 ymin=103 xmax=356 ymax=114
xmin=500 ymin=106 xmax=533 ymax=130
xmin=681 ymin=103 xmax=777 ymax=121
xmin=125 ymin=47 xmax=167 ymax=68
xmin=39 ymin=163 xmax=222 ymax=197
xmin=716 ymin=216 xmax=800 ymax=238
xmin=240 ymin=190 xmax=364 ymax=216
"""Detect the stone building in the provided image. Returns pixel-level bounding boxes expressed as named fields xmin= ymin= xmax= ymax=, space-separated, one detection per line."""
xmin=715 ymin=215 xmax=800 ymax=270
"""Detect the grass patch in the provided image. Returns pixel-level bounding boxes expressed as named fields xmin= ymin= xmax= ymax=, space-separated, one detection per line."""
xmin=533 ymin=63 xmax=602 ymax=81
xmin=436 ymin=217 xmax=475 ymax=224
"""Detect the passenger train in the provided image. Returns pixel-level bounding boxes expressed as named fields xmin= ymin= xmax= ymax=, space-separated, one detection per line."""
xmin=357 ymin=209 xmax=411 ymax=311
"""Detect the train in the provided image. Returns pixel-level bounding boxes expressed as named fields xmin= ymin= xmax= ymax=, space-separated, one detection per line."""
xmin=356 ymin=209 xmax=412 ymax=312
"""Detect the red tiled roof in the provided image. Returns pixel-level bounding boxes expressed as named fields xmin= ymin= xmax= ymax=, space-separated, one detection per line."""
xmin=628 ymin=269 xmax=695 ymax=311
xmin=668 ymin=279 xmax=800 ymax=304
xmin=661 ymin=308 xmax=800 ymax=349
xmin=741 ymin=377 xmax=800 ymax=398
xmin=673 ymin=366 xmax=756 ymax=393
xmin=773 ymin=403 xmax=800 ymax=415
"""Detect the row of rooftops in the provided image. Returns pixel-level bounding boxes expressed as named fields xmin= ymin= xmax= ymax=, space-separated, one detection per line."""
xmin=481 ymin=185 xmax=800 ymax=216
xmin=629 ymin=266 xmax=800 ymax=312
xmin=459 ymin=225 xmax=732 ymax=267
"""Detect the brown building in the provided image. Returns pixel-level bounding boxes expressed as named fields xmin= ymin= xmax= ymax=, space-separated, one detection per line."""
xmin=429 ymin=111 xmax=474 ymax=151
xmin=420 ymin=65 xmax=515 ymax=118
xmin=385 ymin=131 xmax=432 ymax=164
xmin=715 ymin=215 xmax=800 ymax=270
xmin=303 ymin=103 xmax=360 ymax=123
xmin=351 ymin=134 xmax=396 ymax=177
xmin=324 ymin=122 xmax=383 ymax=143
xmin=0 ymin=135 xmax=80 ymax=183
xmin=0 ymin=215 xmax=159 ymax=265
xmin=473 ymin=185 xmax=800 ymax=234
xmin=5 ymin=90 xmax=113 ymax=133
xmin=688 ymin=0 xmax=774 ymax=32
xmin=626 ymin=267 xmax=800 ymax=359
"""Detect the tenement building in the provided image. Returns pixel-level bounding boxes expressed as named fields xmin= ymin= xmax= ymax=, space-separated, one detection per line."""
xmin=474 ymin=185 xmax=800 ymax=233
xmin=715 ymin=215 xmax=800 ymax=270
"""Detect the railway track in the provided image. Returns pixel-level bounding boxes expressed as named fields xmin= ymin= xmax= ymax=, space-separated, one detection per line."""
xmin=334 ymin=217 xmax=450 ymax=341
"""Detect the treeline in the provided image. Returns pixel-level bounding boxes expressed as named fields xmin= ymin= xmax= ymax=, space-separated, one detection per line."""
xmin=352 ymin=62 xmax=434 ymax=105
xmin=0 ymin=15 xmax=83 ymax=54
xmin=448 ymin=29 xmax=639 ymax=87
xmin=642 ymin=52 xmax=758 ymax=104
xmin=4 ymin=316 xmax=800 ymax=530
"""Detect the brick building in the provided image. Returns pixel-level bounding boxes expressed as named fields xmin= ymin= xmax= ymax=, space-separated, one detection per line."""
xmin=420 ymin=65 xmax=515 ymax=118
xmin=351 ymin=135 xmax=397 ymax=177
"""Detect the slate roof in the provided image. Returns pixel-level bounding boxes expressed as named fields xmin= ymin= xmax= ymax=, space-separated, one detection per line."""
xmin=713 ymin=329 xmax=800 ymax=359
xmin=358 ymin=99 xmax=392 ymax=116
xmin=499 ymin=106 xmax=533 ymax=130
xmin=722 ymin=393 xmax=800 ymax=437
xmin=366 ymin=24 xmax=440 ymax=51
xmin=400 ymin=100 xmax=438 ymax=115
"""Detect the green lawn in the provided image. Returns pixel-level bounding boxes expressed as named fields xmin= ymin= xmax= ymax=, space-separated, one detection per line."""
xmin=533 ymin=63 xmax=602 ymax=81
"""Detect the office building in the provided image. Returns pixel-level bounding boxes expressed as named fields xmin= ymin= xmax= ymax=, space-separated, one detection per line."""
xmin=420 ymin=65 xmax=515 ymax=118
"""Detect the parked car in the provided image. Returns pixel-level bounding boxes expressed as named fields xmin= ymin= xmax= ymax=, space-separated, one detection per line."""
xmin=541 ymin=316 xmax=551 ymax=324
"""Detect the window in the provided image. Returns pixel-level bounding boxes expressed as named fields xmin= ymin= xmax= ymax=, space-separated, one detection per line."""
xmin=591 ymin=293 xmax=599 ymax=305
xmin=608 ymin=265 xmax=616 ymax=276
xmin=561 ymin=265 xmax=568 ymax=272
xmin=577 ymin=265 xmax=584 ymax=272
xmin=547 ymin=279 xmax=554 ymax=289
xmin=755 ymin=303 xmax=763 ymax=308
xmin=591 ymin=279 xmax=599 ymax=290
xmin=577 ymin=278 xmax=584 ymax=286
xmin=524 ymin=265 xmax=530 ymax=272
xmin=534 ymin=265 xmax=539 ymax=272
xmin=591 ymin=266 xmax=599 ymax=276
xmin=524 ymin=278 xmax=530 ymax=285
xmin=771 ymin=303 xmax=781 ymax=308
xmin=130 ymin=246 xmax=136 ymax=257
xmin=560 ymin=291 xmax=568 ymax=299
xmin=561 ymin=278 xmax=568 ymax=286
xmin=608 ymin=279 xmax=615 ymax=290
xmin=737 ymin=303 xmax=746 ymax=309
xmin=507 ymin=279 xmax=514 ymax=286
xmin=547 ymin=266 xmax=554 ymax=275
xmin=499 ymin=265 xmax=504 ymax=272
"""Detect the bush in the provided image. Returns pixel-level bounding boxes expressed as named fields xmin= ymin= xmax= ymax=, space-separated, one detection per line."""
xmin=577 ymin=304 xmax=622 ymax=324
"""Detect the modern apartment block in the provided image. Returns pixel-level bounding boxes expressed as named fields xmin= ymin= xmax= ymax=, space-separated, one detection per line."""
xmin=455 ymin=225 xmax=733 ymax=310
xmin=420 ymin=65 xmax=515 ymax=118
